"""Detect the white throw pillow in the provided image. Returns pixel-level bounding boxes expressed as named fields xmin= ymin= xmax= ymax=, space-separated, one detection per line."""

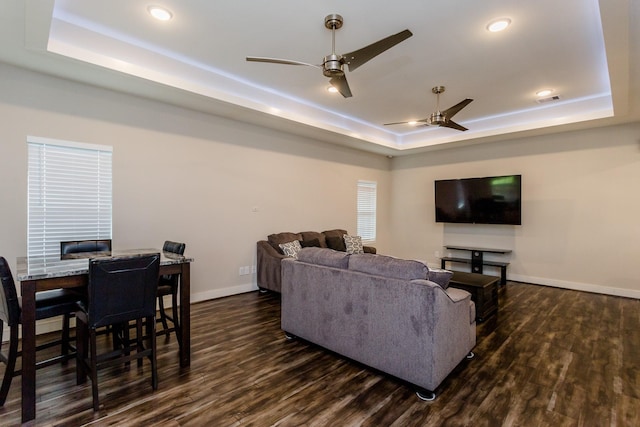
xmin=279 ymin=240 xmax=302 ymax=259
xmin=343 ymin=234 xmax=364 ymax=254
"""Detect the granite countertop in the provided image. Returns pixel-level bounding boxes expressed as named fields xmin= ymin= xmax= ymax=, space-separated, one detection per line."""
xmin=16 ymin=248 xmax=194 ymax=281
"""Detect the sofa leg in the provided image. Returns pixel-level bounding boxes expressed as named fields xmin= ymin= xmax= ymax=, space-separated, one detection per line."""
xmin=258 ymin=288 xmax=268 ymax=294
xmin=416 ymin=390 xmax=436 ymax=401
xmin=466 ymin=351 xmax=475 ymax=360
xmin=284 ymin=332 xmax=296 ymax=340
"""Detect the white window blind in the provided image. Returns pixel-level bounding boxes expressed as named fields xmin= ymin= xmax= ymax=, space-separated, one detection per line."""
xmin=27 ymin=137 xmax=113 ymax=258
xmin=357 ymin=180 xmax=377 ymax=243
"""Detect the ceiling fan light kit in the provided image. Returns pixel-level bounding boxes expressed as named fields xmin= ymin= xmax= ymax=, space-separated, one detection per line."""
xmin=246 ymin=13 xmax=412 ymax=98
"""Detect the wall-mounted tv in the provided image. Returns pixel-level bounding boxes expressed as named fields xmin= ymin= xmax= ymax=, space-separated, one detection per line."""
xmin=435 ymin=175 xmax=522 ymax=225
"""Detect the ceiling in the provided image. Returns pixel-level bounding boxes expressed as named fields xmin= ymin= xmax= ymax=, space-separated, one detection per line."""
xmin=1 ymin=0 xmax=638 ymax=156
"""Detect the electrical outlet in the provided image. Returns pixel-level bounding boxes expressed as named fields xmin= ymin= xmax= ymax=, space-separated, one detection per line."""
xmin=251 ymin=265 xmax=256 ymax=274
xmin=435 ymin=250 xmax=441 ymax=258
xmin=239 ymin=266 xmax=251 ymax=275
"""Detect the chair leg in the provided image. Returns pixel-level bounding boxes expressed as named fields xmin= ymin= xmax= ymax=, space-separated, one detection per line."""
xmin=89 ymin=329 xmax=100 ymax=411
xmin=171 ymin=286 xmax=181 ymax=348
xmin=158 ymin=295 xmax=170 ymax=339
xmin=136 ymin=319 xmax=144 ymax=368
xmin=61 ymin=313 xmax=71 ymax=361
xmin=147 ymin=315 xmax=158 ymax=390
xmin=76 ymin=316 xmax=88 ymax=385
xmin=0 ymin=324 xmax=18 ymax=406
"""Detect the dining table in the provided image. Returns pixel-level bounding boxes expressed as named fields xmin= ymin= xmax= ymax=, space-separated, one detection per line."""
xmin=15 ymin=248 xmax=194 ymax=423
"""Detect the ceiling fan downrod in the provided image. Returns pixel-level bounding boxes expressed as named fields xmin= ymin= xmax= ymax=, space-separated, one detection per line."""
xmin=323 ymin=14 xmax=345 ymax=78
xmin=429 ymin=86 xmax=446 ymax=125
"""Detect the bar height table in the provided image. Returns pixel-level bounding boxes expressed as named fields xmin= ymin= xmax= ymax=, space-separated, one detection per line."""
xmin=16 ymin=249 xmax=193 ymax=423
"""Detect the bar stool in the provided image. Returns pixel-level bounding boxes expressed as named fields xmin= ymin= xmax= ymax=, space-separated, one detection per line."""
xmin=75 ymin=253 xmax=160 ymax=411
xmin=0 ymin=256 xmax=82 ymax=405
xmin=156 ymin=241 xmax=186 ymax=346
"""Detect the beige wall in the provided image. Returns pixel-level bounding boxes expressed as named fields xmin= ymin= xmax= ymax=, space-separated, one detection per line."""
xmin=0 ymin=63 xmax=392 ymax=303
xmin=1 ymin=61 xmax=639 ymax=307
xmin=389 ymin=122 xmax=640 ymax=297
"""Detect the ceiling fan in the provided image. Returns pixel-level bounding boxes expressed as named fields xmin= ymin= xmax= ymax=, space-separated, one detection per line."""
xmin=246 ymin=14 xmax=412 ymax=98
xmin=385 ymin=86 xmax=473 ymax=131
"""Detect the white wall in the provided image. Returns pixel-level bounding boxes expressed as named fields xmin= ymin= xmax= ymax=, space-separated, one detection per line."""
xmin=0 ymin=63 xmax=392 ymax=306
xmin=389 ymin=122 xmax=640 ymax=298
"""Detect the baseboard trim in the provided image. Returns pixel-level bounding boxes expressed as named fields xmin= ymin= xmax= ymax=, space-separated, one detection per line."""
xmin=508 ymin=273 xmax=640 ymax=300
xmin=190 ymin=283 xmax=258 ymax=303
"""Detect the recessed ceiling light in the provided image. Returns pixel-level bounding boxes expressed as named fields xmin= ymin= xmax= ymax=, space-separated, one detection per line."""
xmin=536 ymin=89 xmax=553 ymax=97
xmin=148 ymin=6 xmax=173 ymax=21
xmin=326 ymin=85 xmax=339 ymax=94
xmin=487 ymin=18 xmax=511 ymax=32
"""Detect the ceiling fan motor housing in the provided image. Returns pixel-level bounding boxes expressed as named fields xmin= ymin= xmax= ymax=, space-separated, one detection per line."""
xmin=429 ymin=112 xmax=446 ymax=126
xmin=323 ymin=54 xmax=345 ymax=77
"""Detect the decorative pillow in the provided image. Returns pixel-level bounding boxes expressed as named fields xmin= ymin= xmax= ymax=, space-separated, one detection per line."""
xmin=427 ymin=268 xmax=454 ymax=289
xmin=279 ymin=240 xmax=302 ymax=259
xmin=325 ymin=235 xmax=347 ymax=252
xmin=297 ymin=247 xmax=350 ymax=269
xmin=343 ymin=235 xmax=364 ymax=254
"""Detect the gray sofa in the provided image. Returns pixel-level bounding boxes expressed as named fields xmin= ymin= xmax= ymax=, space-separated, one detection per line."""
xmin=257 ymin=229 xmax=376 ymax=293
xmin=281 ymin=247 xmax=476 ymax=399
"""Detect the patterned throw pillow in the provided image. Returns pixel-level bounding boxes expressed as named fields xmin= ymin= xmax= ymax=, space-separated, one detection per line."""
xmin=279 ymin=240 xmax=302 ymax=259
xmin=343 ymin=234 xmax=364 ymax=254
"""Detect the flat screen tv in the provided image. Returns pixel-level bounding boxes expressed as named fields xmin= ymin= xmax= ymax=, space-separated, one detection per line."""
xmin=435 ymin=175 xmax=522 ymax=225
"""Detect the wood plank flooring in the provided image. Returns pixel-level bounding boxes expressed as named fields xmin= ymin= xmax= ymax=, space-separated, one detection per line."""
xmin=1 ymin=282 xmax=639 ymax=426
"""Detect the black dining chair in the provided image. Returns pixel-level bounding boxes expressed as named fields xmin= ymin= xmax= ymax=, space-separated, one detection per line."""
xmin=156 ymin=241 xmax=186 ymax=346
xmin=75 ymin=253 xmax=160 ymax=411
xmin=60 ymin=239 xmax=112 ymax=260
xmin=0 ymin=256 xmax=82 ymax=406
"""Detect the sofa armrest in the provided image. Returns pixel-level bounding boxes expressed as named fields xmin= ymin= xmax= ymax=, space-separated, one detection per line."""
xmin=257 ymin=240 xmax=287 ymax=293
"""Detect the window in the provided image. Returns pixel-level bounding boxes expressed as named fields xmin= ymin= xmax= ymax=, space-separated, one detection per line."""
xmin=357 ymin=180 xmax=377 ymax=243
xmin=27 ymin=136 xmax=112 ymax=258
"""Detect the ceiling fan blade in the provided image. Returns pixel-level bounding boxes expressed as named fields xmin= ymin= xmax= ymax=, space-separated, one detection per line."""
xmin=246 ymin=56 xmax=320 ymax=68
xmin=383 ymin=118 xmax=428 ymax=126
xmin=441 ymin=98 xmax=473 ymax=119
xmin=342 ymin=29 xmax=413 ymax=72
xmin=329 ymin=75 xmax=353 ymax=98
xmin=440 ymin=120 xmax=468 ymax=132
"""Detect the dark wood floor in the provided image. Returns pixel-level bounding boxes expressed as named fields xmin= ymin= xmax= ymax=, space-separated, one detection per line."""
xmin=1 ymin=281 xmax=639 ymax=426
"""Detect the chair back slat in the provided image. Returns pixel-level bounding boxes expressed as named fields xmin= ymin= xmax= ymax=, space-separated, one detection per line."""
xmin=88 ymin=254 xmax=160 ymax=329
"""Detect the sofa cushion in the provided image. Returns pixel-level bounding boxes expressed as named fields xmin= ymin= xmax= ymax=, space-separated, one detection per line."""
xmin=297 ymin=247 xmax=350 ymax=269
xmin=323 ymin=229 xmax=348 ymax=251
xmin=299 ymin=231 xmax=327 ymax=248
xmin=268 ymin=232 xmax=302 ymax=254
xmin=343 ymin=235 xmax=364 ymax=254
xmin=279 ymin=240 xmax=302 ymax=259
xmin=349 ymin=253 xmax=428 ymax=281
xmin=300 ymin=238 xmax=321 ymax=248
xmin=427 ymin=268 xmax=454 ymax=289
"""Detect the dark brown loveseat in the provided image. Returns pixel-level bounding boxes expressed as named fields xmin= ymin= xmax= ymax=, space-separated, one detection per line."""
xmin=256 ymin=229 xmax=376 ymax=293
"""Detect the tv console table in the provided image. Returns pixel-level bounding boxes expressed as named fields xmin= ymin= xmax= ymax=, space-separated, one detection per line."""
xmin=440 ymin=245 xmax=511 ymax=285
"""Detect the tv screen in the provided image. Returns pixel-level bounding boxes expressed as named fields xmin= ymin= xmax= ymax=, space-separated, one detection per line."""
xmin=435 ymin=175 xmax=522 ymax=225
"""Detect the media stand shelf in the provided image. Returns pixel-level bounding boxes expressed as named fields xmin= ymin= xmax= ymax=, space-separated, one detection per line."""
xmin=440 ymin=245 xmax=511 ymax=285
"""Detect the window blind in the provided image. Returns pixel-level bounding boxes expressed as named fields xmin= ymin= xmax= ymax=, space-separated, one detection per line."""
xmin=357 ymin=180 xmax=377 ymax=243
xmin=27 ymin=137 xmax=113 ymax=258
